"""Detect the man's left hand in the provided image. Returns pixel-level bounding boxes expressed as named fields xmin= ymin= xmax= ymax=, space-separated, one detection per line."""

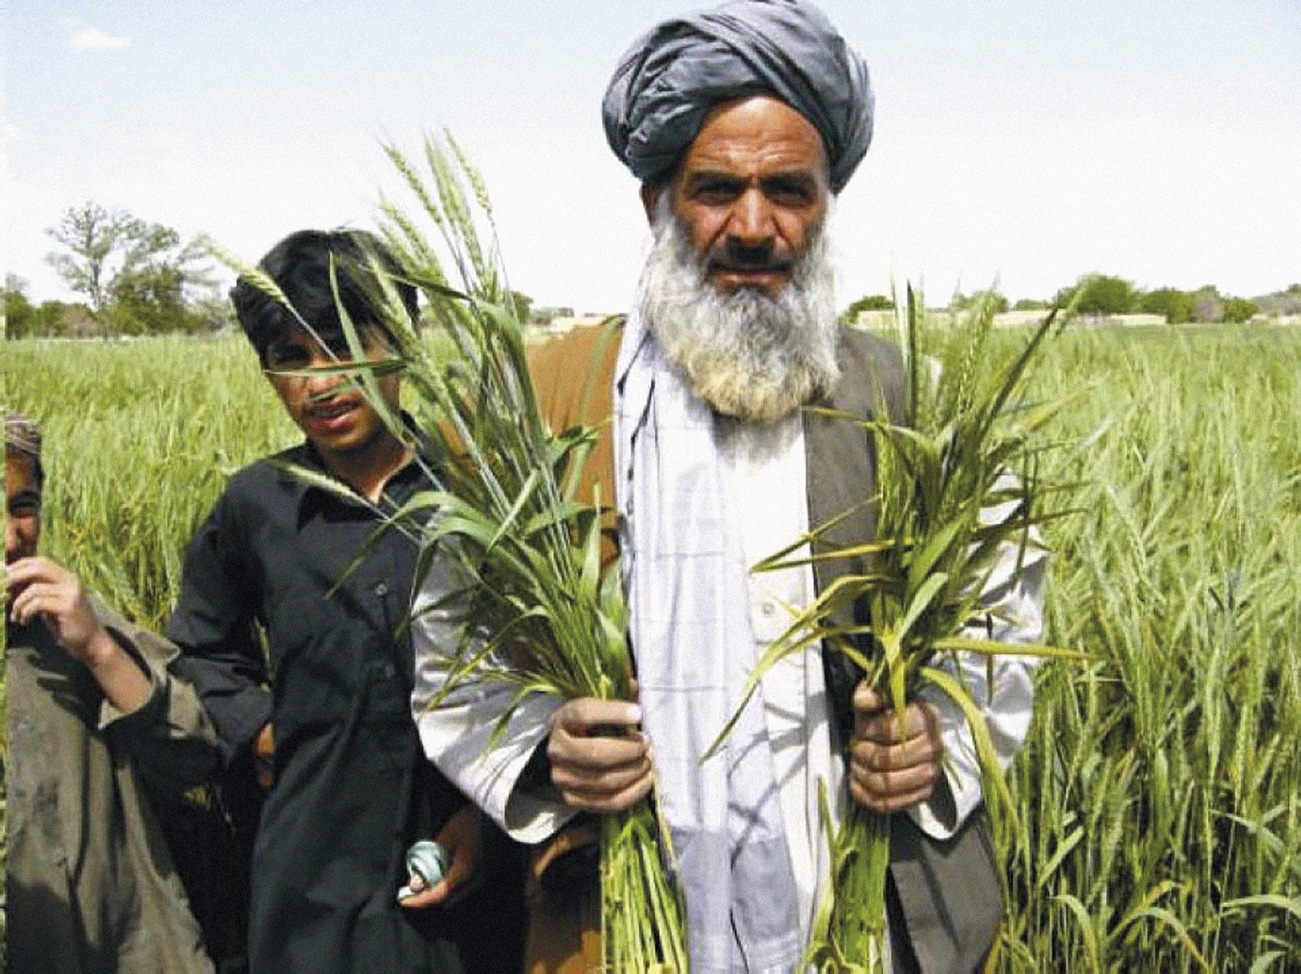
xmin=849 ymin=682 xmax=943 ymax=813
xmin=397 ymin=803 xmax=482 ymax=910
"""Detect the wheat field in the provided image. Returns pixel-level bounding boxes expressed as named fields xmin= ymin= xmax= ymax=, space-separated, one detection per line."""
xmin=3 ymin=324 xmax=1299 ymax=971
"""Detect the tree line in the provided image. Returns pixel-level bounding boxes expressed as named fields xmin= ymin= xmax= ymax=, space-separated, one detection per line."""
xmin=844 ymin=275 xmax=1300 ymax=327
xmin=7 ymin=202 xmax=1297 ymax=339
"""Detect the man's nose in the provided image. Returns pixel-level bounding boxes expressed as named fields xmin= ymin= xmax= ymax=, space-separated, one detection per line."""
xmin=6 ymin=521 xmax=23 ymax=563
xmin=726 ymin=187 xmax=776 ymax=248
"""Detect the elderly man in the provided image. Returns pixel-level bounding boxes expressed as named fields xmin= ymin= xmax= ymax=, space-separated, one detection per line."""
xmin=412 ymin=2 xmax=1045 ymax=973
xmin=5 ymin=412 xmax=218 ymax=973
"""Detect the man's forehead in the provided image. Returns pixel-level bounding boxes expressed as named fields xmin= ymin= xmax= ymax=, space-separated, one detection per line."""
xmin=678 ymin=96 xmax=828 ymax=181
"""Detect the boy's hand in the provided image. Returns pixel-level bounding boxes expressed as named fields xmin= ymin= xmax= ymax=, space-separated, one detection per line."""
xmin=7 ymin=555 xmax=153 ymax=714
xmin=849 ymin=683 xmax=943 ymax=813
xmin=7 ymin=556 xmax=113 ymax=665
xmin=398 ymin=804 xmax=482 ymax=910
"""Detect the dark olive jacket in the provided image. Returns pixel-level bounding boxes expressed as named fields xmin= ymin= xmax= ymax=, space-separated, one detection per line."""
xmin=5 ymin=601 xmax=218 ymax=974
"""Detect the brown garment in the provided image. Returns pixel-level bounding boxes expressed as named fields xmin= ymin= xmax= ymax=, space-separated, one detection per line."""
xmin=521 ymin=819 xmax=602 ymax=974
xmin=523 ymin=323 xmax=618 ymax=974
xmin=5 ymin=600 xmax=219 ymax=974
xmin=523 ymin=323 xmax=1000 ymax=974
xmin=526 ymin=317 xmax=623 ymax=568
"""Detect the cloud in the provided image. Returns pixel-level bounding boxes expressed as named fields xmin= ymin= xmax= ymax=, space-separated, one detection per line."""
xmin=70 ymin=28 xmax=131 ymax=51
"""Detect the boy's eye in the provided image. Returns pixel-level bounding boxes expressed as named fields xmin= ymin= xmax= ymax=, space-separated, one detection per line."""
xmin=324 ymin=337 xmax=357 ymax=359
xmin=266 ymin=342 xmax=311 ymax=369
xmin=8 ymin=495 xmax=40 ymax=518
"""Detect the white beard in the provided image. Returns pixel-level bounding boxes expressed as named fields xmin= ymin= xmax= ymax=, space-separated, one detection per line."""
xmin=635 ymin=206 xmax=840 ymax=424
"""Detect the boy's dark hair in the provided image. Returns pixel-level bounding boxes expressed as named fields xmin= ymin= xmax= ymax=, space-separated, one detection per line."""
xmin=231 ymin=229 xmax=418 ymax=364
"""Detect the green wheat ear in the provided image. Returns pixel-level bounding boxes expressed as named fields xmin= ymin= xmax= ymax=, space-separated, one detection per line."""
xmin=715 ymin=284 xmax=1080 ymax=972
xmin=371 ymin=132 xmax=689 ymax=974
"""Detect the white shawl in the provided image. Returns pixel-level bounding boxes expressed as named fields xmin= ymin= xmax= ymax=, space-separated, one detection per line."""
xmin=616 ymin=315 xmax=805 ymax=974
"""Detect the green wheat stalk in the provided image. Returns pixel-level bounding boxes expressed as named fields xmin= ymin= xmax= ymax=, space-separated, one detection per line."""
xmin=207 ymin=133 xmax=689 ymax=973
xmin=709 ymin=287 xmax=1083 ymax=972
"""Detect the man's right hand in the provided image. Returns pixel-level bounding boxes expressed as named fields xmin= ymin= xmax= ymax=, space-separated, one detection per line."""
xmin=546 ymin=698 xmax=652 ymax=814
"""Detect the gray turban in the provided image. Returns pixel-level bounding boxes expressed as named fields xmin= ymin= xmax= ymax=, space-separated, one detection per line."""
xmin=602 ymin=0 xmax=873 ymax=193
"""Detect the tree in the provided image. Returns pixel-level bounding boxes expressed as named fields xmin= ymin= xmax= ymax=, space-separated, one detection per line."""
xmin=4 ymin=278 xmax=76 ymax=339
xmin=1191 ymin=285 xmax=1224 ymax=323
xmin=1221 ymin=297 xmax=1259 ymax=325
xmin=508 ymin=289 xmax=533 ymax=325
xmin=44 ymin=201 xmax=212 ymax=333
xmin=46 ymin=202 xmax=135 ymax=312
xmin=950 ymin=289 xmax=1008 ymax=314
xmin=1139 ymin=288 xmax=1197 ymax=324
xmin=1057 ymin=274 xmax=1139 ymax=316
xmin=840 ymin=294 xmax=895 ymax=325
xmin=4 ymin=279 xmax=38 ymax=337
xmin=1013 ymin=298 xmax=1049 ymax=311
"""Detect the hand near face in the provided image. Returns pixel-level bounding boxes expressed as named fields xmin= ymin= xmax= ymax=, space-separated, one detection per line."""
xmin=849 ymin=682 xmax=943 ymax=813
xmin=9 ymin=555 xmax=114 ymax=665
xmin=6 ymin=555 xmax=152 ymax=714
xmin=547 ymin=697 xmax=653 ymax=815
xmin=398 ymin=804 xmax=482 ymax=910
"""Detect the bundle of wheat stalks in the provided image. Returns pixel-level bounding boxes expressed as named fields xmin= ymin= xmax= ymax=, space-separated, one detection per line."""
xmin=215 ymin=135 xmax=689 ymax=973
xmin=710 ymin=288 xmax=1080 ymax=972
xmin=376 ymin=137 xmax=689 ymax=974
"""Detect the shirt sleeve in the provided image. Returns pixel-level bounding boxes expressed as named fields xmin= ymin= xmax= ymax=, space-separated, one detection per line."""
xmin=409 ymin=554 xmax=574 ymax=844
xmin=94 ymin=600 xmax=222 ymax=795
xmin=909 ymin=526 xmax=1050 ymax=840
xmin=168 ymin=489 xmax=273 ymax=765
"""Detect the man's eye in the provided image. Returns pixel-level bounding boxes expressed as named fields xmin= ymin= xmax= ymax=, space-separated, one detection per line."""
xmin=765 ymin=180 xmax=815 ymax=205
xmin=696 ymin=188 xmax=737 ymax=204
xmin=689 ymin=178 xmax=744 ymax=205
xmin=770 ymin=189 xmax=810 ymax=205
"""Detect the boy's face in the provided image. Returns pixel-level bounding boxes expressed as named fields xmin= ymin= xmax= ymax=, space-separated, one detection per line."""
xmin=263 ymin=325 xmax=402 ymax=470
xmin=6 ymin=452 xmax=41 ymax=564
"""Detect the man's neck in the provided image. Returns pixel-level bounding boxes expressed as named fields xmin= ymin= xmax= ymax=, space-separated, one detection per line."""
xmin=320 ymin=433 xmax=413 ymax=504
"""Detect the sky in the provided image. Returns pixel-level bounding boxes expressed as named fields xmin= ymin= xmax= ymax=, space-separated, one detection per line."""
xmin=3 ymin=1 xmax=1299 ymax=314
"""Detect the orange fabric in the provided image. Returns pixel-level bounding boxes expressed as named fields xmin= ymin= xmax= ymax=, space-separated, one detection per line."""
xmin=521 ymin=322 xmax=623 ymax=974
xmin=523 ymin=822 xmax=602 ymax=974
xmin=526 ymin=320 xmax=622 ymax=566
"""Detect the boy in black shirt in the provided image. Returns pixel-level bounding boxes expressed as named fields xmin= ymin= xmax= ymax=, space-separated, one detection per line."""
xmin=171 ymin=229 xmax=521 ymax=974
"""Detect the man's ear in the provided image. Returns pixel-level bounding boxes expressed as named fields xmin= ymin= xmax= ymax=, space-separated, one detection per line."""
xmin=639 ymin=182 xmax=662 ymax=226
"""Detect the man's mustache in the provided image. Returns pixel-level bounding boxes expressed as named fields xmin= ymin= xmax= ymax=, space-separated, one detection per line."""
xmin=705 ymin=242 xmax=793 ymax=275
